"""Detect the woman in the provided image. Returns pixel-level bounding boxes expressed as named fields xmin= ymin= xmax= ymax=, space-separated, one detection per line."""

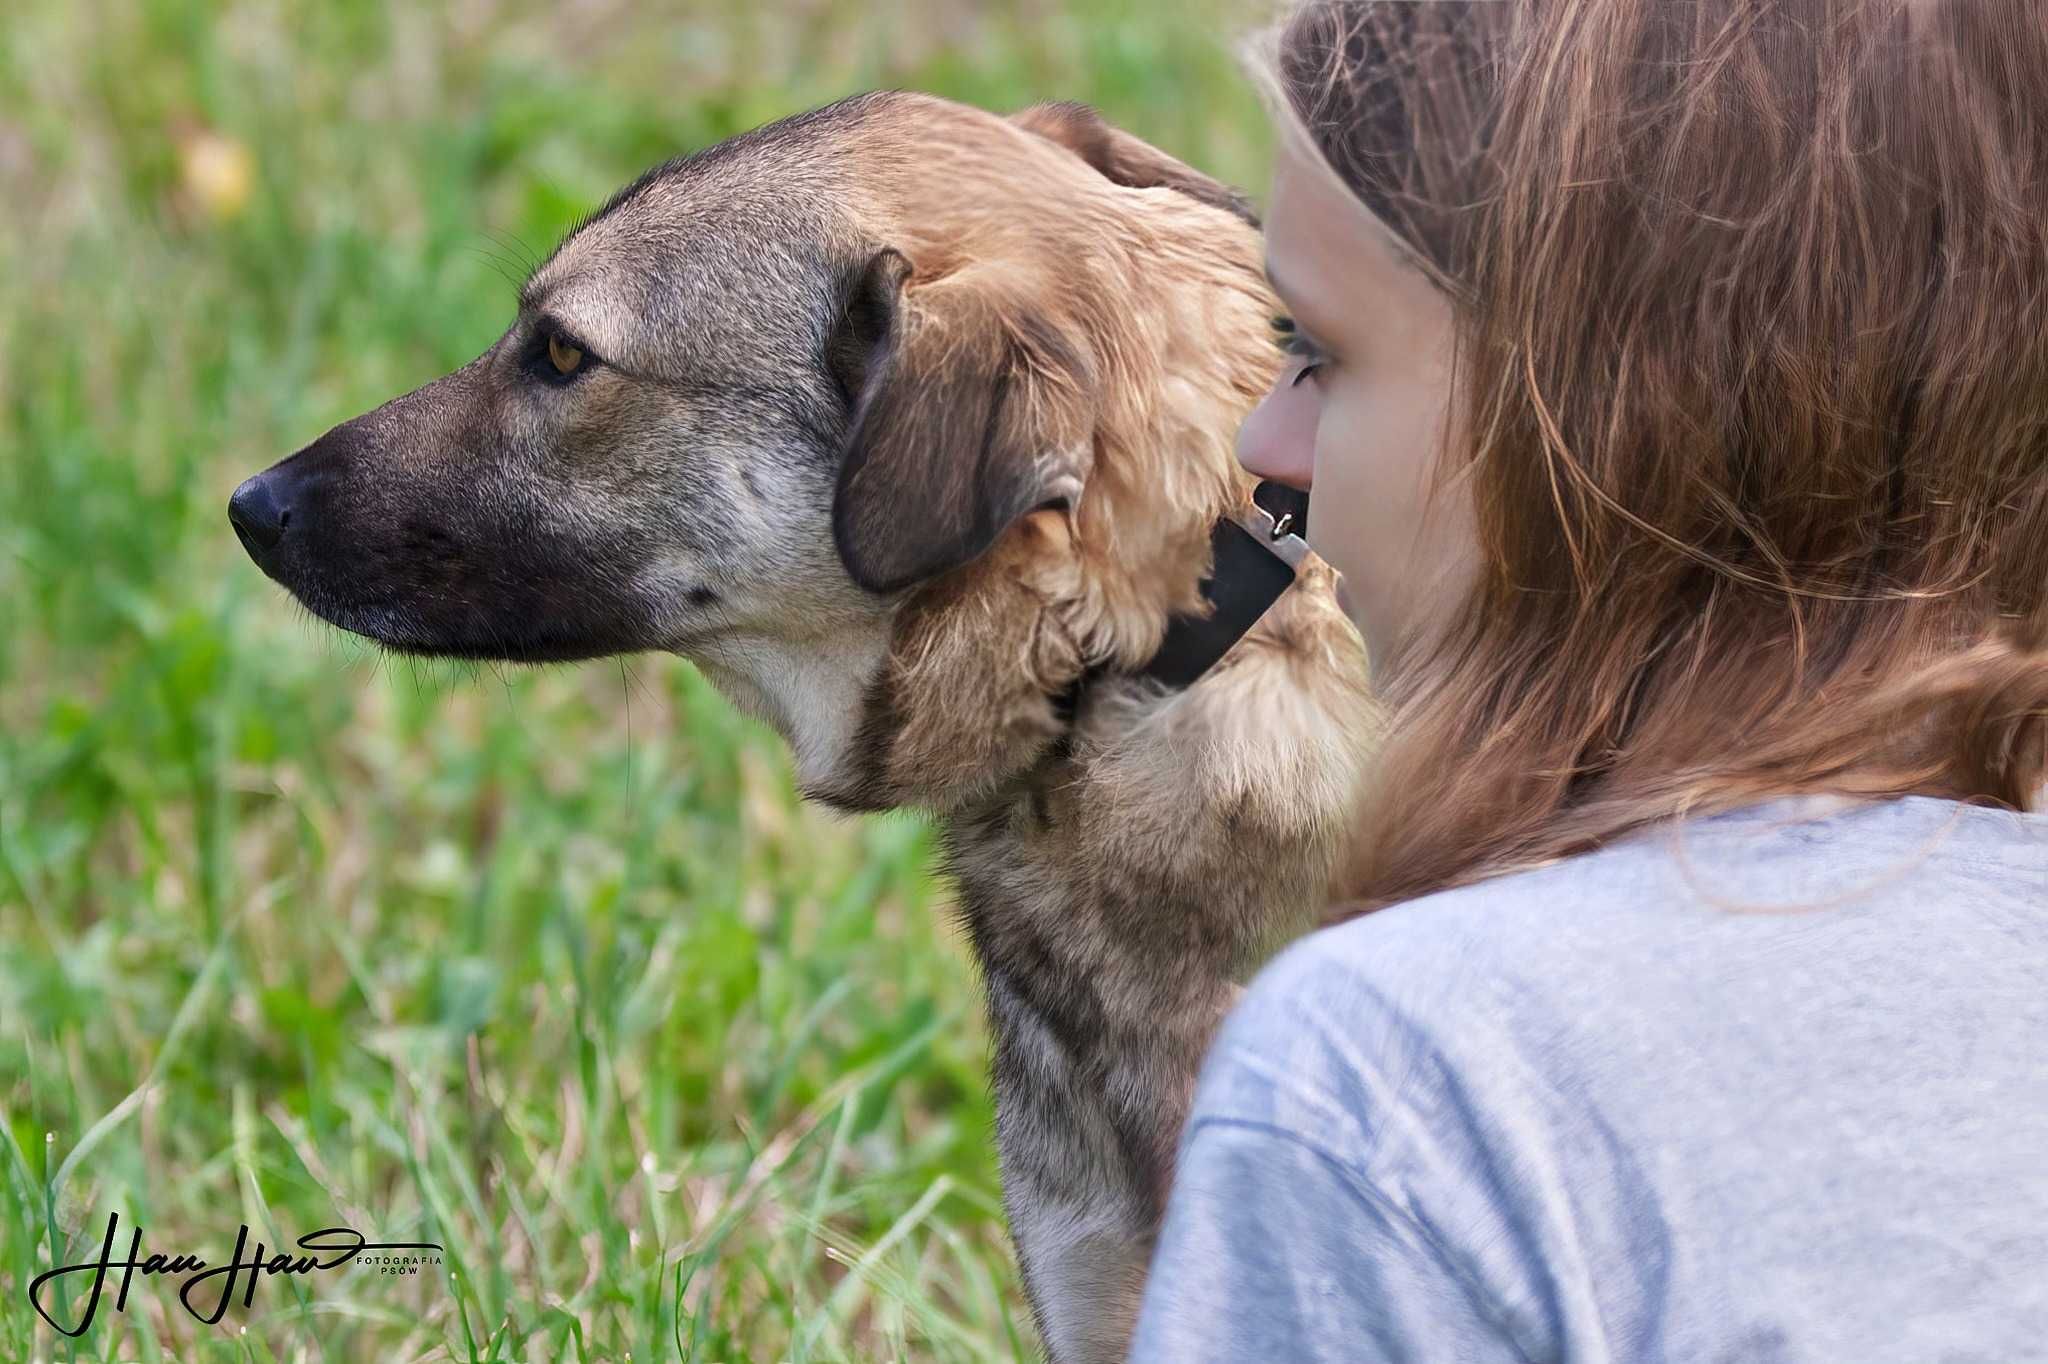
xmin=1130 ymin=2 xmax=2048 ymax=1359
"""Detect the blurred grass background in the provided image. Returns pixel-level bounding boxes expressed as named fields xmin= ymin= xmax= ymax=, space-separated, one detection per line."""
xmin=0 ymin=0 xmax=1271 ymax=1359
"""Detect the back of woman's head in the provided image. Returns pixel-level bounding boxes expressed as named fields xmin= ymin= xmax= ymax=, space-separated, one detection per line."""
xmin=1265 ymin=0 xmax=2048 ymax=911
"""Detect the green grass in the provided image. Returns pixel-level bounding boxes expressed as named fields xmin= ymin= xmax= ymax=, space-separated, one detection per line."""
xmin=0 ymin=1 xmax=1270 ymax=1358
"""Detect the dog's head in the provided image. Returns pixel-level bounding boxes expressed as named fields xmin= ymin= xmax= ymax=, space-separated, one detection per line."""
xmin=232 ymin=92 xmax=1283 ymax=808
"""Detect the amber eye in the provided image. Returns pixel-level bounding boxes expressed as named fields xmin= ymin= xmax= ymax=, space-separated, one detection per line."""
xmin=547 ymin=334 xmax=584 ymax=376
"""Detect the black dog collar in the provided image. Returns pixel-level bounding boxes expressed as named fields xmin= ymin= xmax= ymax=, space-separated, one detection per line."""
xmin=1054 ymin=480 xmax=1310 ymax=722
xmin=1141 ymin=479 xmax=1311 ymax=689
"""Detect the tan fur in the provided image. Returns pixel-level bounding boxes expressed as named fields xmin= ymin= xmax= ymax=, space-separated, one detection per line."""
xmin=801 ymin=98 xmax=1377 ymax=1358
xmin=816 ymin=96 xmax=1307 ymax=814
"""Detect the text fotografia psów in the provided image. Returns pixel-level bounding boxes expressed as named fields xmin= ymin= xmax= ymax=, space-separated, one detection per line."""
xmin=28 ymin=1211 xmax=444 ymax=1336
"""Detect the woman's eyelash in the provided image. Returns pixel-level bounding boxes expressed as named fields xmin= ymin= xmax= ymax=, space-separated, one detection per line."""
xmin=1271 ymin=315 xmax=1326 ymax=384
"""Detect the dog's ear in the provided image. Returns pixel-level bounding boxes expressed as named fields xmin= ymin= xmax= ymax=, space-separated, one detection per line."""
xmin=831 ymin=246 xmax=1094 ymax=594
xmin=1011 ymin=100 xmax=1260 ymax=228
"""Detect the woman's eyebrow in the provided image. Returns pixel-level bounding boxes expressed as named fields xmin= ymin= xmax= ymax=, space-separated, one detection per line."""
xmin=1264 ymin=257 xmax=1341 ymax=350
xmin=1262 ymin=256 xmax=1298 ymax=304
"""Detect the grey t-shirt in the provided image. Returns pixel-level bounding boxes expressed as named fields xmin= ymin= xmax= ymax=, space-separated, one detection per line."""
xmin=1129 ymin=794 xmax=2048 ymax=1362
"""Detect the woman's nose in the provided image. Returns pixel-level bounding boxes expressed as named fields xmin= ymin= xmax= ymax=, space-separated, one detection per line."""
xmin=1235 ymin=384 xmax=1317 ymax=491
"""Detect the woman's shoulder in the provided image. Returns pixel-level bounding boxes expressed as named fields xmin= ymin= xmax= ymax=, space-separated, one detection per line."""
xmin=1264 ymin=790 xmax=2044 ymax=1000
xmin=1199 ymin=792 xmax=2047 ymax=1160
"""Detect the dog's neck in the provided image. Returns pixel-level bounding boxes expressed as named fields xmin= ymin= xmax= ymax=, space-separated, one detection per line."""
xmin=687 ymin=624 xmax=892 ymax=793
xmin=758 ymin=483 xmax=1309 ymax=817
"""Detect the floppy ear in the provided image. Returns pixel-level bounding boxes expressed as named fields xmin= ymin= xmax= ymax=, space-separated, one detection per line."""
xmin=1011 ymin=100 xmax=1260 ymax=228
xmin=831 ymin=247 xmax=1095 ymax=594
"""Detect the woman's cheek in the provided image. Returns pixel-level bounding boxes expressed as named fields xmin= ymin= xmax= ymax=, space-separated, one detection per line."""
xmin=1235 ymin=380 xmax=1318 ymax=490
xmin=1304 ymin=393 xmax=1385 ymax=629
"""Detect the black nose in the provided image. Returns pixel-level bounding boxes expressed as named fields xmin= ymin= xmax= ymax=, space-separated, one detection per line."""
xmin=228 ymin=472 xmax=290 ymax=556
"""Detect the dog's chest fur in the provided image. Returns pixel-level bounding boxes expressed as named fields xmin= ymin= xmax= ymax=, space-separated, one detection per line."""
xmin=912 ymin=560 xmax=1375 ymax=1359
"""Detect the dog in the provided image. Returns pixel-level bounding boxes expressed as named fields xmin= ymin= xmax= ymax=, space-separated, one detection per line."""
xmin=229 ymin=91 xmax=1374 ymax=1362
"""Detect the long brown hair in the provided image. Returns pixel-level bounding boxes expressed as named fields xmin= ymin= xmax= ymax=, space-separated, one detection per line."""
xmin=1264 ymin=0 xmax=2048 ymax=914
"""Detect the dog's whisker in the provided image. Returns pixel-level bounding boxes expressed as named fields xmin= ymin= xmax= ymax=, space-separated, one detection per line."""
xmin=467 ymin=245 xmax=529 ymax=290
xmin=483 ymin=227 xmax=543 ymax=282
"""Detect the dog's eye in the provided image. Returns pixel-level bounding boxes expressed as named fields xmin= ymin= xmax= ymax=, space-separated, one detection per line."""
xmin=523 ymin=322 xmax=599 ymax=386
xmin=547 ymin=335 xmax=585 ymax=377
